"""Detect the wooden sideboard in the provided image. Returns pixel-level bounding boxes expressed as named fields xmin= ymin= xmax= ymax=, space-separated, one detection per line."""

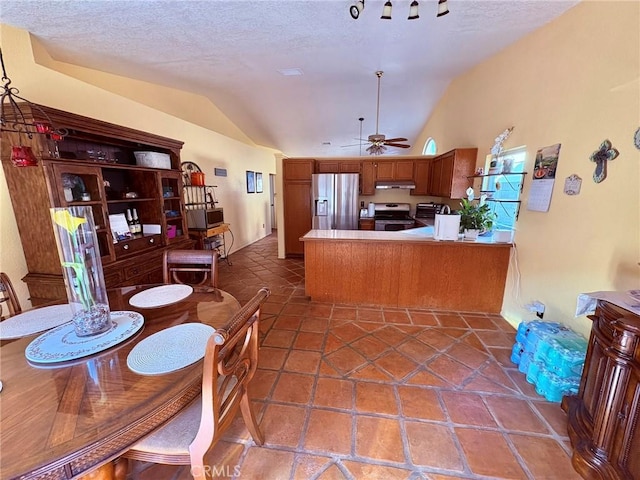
xmin=562 ymin=300 xmax=640 ymax=480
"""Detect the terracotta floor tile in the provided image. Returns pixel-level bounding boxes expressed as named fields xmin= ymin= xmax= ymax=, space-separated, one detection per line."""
xmin=314 ymin=377 xmax=353 ymax=409
xmin=532 ymin=400 xmax=570 ymax=436
xmin=435 ymin=313 xmax=467 ymax=328
xmin=417 ymin=329 xmax=456 ymax=350
xmin=324 ymin=332 xmax=347 ymax=354
xmin=461 ymin=332 xmax=490 ymax=353
xmin=249 ymin=369 xmax=278 ymax=400
xmin=455 ymin=427 xmax=526 ymax=479
xmin=358 ymin=308 xmax=385 ymax=322
xmin=475 ymin=330 xmax=515 ymax=348
xmin=406 ymin=369 xmax=451 ymax=387
xmin=300 ymin=317 xmax=330 ymax=332
xmin=260 ymin=403 xmax=307 ymax=448
xmin=261 ymin=328 xmax=296 ymax=348
xmin=257 ymin=347 xmax=288 ymax=370
xmin=485 ymin=396 xmax=550 ymax=433
xmin=462 ymin=314 xmax=502 ymax=330
xmin=350 ymin=335 xmax=389 ymax=359
xmin=309 ymin=304 xmax=333 ymax=318
xmin=271 ymin=372 xmax=314 ymax=404
xmin=440 ymin=391 xmax=497 ymax=427
xmin=426 ymin=355 xmax=474 ymax=387
xmin=317 ymin=464 xmax=350 ymax=479
xmin=479 ymin=360 xmax=519 ymax=390
xmin=294 ymin=331 xmax=325 ymax=351
xmin=281 ymin=303 xmax=311 ymax=316
xmin=342 ymin=460 xmax=412 ymax=480
xmin=261 ymin=302 xmax=284 ymax=315
xmin=404 ymin=421 xmax=464 ymax=471
xmin=372 ymin=325 xmax=410 ymax=346
xmin=398 ymin=385 xmax=445 ymax=421
xmin=304 ymin=410 xmax=352 ymax=454
xmin=489 ymin=346 xmax=515 ymax=367
xmin=349 ymin=363 xmax=393 ymax=381
xmin=509 ymin=434 xmax=582 ymax=479
xmin=319 ymin=359 xmax=342 ymax=377
xmin=463 ymin=375 xmax=517 ymax=395
xmin=332 ymin=323 xmax=367 ymax=342
xmin=355 ymin=382 xmax=398 ymax=415
xmin=446 ymin=342 xmax=488 ymax=369
xmin=408 ymin=310 xmax=439 ymax=326
xmin=325 ymin=346 xmax=368 ymax=375
xmin=272 ymin=315 xmax=302 ymax=330
xmin=355 ymin=415 xmax=405 ymax=463
xmin=374 ymin=350 xmax=419 ymax=380
xmin=355 ymin=320 xmax=385 ymax=332
xmin=507 ymin=370 xmax=540 ymax=397
xmin=292 ymin=454 xmax=335 ymax=480
xmin=238 ymin=447 xmax=295 ymax=480
xmin=396 ymin=338 xmax=437 ymax=363
xmin=383 ymin=309 xmax=412 ymax=324
xmin=284 ymin=350 xmax=322 ymax=374
xmin=332 ymin=306 xmax=358 ymax=321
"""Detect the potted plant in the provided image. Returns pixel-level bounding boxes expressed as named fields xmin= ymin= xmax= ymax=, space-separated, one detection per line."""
xmin=458 ymin=197 xmax=496 ymax=240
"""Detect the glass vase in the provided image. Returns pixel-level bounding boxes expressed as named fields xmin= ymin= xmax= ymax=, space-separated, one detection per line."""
xmin=50 ymin=206 xmax=111 ymax=337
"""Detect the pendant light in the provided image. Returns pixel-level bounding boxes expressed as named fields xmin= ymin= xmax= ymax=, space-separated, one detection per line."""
xmin=381 ymin=1 xmax=392 ymax=19
xmin=437 ymin=0 xmax=449 ymax=17
xmin=349 ymin=0 xmax=364 ymax=19
xmin=408 ymin=0 xmax=419 ymax=19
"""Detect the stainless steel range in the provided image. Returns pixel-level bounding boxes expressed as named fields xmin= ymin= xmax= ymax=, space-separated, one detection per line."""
xmin=374 ymin=203 xmax=415 ymax=231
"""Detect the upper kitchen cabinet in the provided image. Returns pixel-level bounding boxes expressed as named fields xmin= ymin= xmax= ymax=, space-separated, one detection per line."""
xmin=315 ymin=160 xmax=361 ymax=174
xmin=0 ymin=103 xmax=192 ymax=305
xmin=428 ymin=148 xmax=477 ymax=198
xmin=283 ymin=159 xmax=314 ymax=256
xmin=411 ymin=159 xmax=432 ymax=196
xmin=375 ymin=159 xmax=415 ymax=181
xmin=361 ymin=161 xmax=376 ymax=195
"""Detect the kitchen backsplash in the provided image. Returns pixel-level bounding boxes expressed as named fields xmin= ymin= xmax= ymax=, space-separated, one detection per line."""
xmin=359 ymin=190 xmax=456 ymax=216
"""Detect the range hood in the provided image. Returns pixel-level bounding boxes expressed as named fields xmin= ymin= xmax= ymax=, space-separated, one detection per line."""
xmin=375 ymin=180 xmax=416 ymax=190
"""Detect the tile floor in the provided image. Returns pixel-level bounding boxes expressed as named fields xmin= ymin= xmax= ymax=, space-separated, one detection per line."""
xmin=134 ymin=233 xmax=582 ymax=480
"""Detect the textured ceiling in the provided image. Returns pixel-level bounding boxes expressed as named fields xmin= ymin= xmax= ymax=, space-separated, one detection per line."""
xmin=0 ymin=0 xmax=579 ymax=157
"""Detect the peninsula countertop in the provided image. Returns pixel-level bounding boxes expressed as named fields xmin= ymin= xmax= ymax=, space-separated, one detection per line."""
xmin=301 ymin=227 xmax=513 ymax=246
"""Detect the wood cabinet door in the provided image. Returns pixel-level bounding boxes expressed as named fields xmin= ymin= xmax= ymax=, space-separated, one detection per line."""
xmin=428 ymin=157 xmax=443 ymax=196
xmin=284 ymin=159 xmax=315 ymax=181
xmin=439 ymin=152 xmax=455 ymax=197
xmin=361 ymin=161 xmax=376 ymax=195
xmin=375 ymin=161 xmax=395 ymax=180
xmin=283 ymin=182 xmax=312 ymax=256
xmin=411 ymin=160 xmax=431 ymax=196
xmin=394 ymin=160 xmax=415 ymax=180
xmin=612 ymin=375 xmax=640 ymax=478
xmin=450 ymin=148 xmax=478 ymax=198
xmin=339 ymin=161 xmax=361 ymax=173
xmin=316 ymin=161 xmax=339 ymax=173
xmin=359 ymin=219 xmax=375 ymax=230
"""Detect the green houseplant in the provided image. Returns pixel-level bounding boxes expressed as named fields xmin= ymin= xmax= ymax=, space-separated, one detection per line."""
xmin=458 ymin=197 xmax=496 ymax=238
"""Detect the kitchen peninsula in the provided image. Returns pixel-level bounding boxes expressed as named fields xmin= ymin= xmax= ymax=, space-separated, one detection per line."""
xmin=301 ymin=229 xmax=511 ymax=313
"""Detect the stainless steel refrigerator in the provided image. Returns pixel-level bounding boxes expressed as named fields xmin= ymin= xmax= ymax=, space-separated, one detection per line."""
xmin=311 ymin=173 xmax=359 ymax=230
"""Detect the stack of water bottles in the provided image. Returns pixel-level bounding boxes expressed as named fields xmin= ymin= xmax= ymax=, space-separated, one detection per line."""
xmin=510 ymin=320 xmax=588 ymax=402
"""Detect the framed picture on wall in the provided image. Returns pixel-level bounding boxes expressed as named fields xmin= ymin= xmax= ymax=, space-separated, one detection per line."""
xmin=246 ymin=171 xmax=255 ymax=193
xmin=256 ymin=172 xmax=263 ymax=193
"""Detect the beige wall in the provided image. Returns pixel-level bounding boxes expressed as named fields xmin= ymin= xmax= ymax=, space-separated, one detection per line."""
xmin=0 ymin=25 xmax=279 ymax=310
xmin=413 ymin=1 xmax=640 ymax=337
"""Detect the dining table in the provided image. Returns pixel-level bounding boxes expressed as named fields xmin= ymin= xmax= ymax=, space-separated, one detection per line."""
xmin=0 ymin=284 xmax=241 ymax=480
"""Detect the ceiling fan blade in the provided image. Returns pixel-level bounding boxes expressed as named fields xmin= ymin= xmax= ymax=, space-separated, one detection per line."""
xmin=383 ymin=137 xmax=408 ymax=143
xmin=384 ymin=143 xmax=411 ymax=148
xmin=340 ymin=143 xmax=363 ymax=148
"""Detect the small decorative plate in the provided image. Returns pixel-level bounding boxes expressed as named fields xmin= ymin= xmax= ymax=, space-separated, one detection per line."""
xmin=127 ymin=323 xmax=214 ymax=375
xmin=0 ymin=304 xmax=74 ymax=340
xmin=25 ymin=311 xmax=144 ymax=364
xmin=129 ymin=284 xmax=194 ymax=309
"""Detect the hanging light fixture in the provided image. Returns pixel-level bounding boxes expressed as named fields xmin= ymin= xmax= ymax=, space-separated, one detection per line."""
xmin=0 ymin=48 xmax=67 ymax=166
xmin=349 ymin=0 xmax=365 ymax=19
xmin=408 ymin=0 xmax=420 ymax=19
xmin=381 ymin=1 xmax=393 ymax=19
xmin=437 ymin=0 xmax=449 ymax=17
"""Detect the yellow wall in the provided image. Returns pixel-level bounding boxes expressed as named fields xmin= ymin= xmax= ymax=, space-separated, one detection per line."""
xmin=0 ymin=25 xmax=279 ymax=310
xmin=413 ymin=1 xmax=640 ymax=337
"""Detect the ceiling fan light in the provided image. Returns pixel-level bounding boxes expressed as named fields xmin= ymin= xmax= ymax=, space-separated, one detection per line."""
xmin=381 ymin=1 xmax=392 ymax=19
xmin=437 ymin=0 xmax=449 ymax=17
xmin=349 ymin=0 xmax=364 ymax=19
xmin=408 ymin=0 xmax=419 ymax=19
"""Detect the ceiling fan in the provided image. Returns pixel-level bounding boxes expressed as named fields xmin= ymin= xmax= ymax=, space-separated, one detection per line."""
xmin=365 ymin=71 xmax=411 ymax=155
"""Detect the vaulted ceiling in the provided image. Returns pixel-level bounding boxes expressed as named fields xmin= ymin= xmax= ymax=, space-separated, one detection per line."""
xmin=0 ymin=0 xmax=579 ymax=157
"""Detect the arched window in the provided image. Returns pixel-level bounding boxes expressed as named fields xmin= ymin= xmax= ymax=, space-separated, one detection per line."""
xmin=422 ymin=137 xmax=437 ymax=155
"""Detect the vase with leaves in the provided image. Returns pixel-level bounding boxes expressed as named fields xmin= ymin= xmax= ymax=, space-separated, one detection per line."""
xmin=50 ymin=206 xmax=111 ymax=337
xmin=458 ymin=195 xmax=496 ymax=240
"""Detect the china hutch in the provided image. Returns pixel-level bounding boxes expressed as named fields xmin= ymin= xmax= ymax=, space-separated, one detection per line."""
xmin=1 ymin=104 xmax=193 ymax=305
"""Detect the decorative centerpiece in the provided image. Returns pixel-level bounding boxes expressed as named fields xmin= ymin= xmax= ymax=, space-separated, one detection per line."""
xmin=50 ymin=207 xmax=111 ymax=337
xmin=458 ymin=195 xmax=496 ymax=240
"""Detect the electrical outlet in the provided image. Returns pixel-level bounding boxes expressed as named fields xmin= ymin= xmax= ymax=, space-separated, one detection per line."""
xmin=526 ymin=301 xmax=545 ymax=319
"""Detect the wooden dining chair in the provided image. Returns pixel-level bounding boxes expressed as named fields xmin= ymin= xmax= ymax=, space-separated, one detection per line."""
xmin=0 ymin=272 xmax=21 ymax=320
xmin=163 ymin=249 xmax=219 ymax=289
xmin=122 ymin=287 xmax=270 ymax=480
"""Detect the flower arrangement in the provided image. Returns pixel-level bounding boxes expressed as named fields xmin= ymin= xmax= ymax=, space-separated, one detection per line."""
xmin=51 ymin=207 xmax=110 ymax=337
xmin=458 ymin=196 xmax=496 ymax=233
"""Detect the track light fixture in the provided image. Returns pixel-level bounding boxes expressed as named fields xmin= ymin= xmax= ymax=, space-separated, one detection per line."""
xmin=349 ymin=0 xmax=447 ymax=20
xmin=349 ymin=0 xmax=364 ymax=19
xmin=380 ymin=1 xmax=392 ymax=19
xmin=437 ymin=0 xmax=449 ymax=17
xmin=408 ymin=0 xmax=419 ymax=19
